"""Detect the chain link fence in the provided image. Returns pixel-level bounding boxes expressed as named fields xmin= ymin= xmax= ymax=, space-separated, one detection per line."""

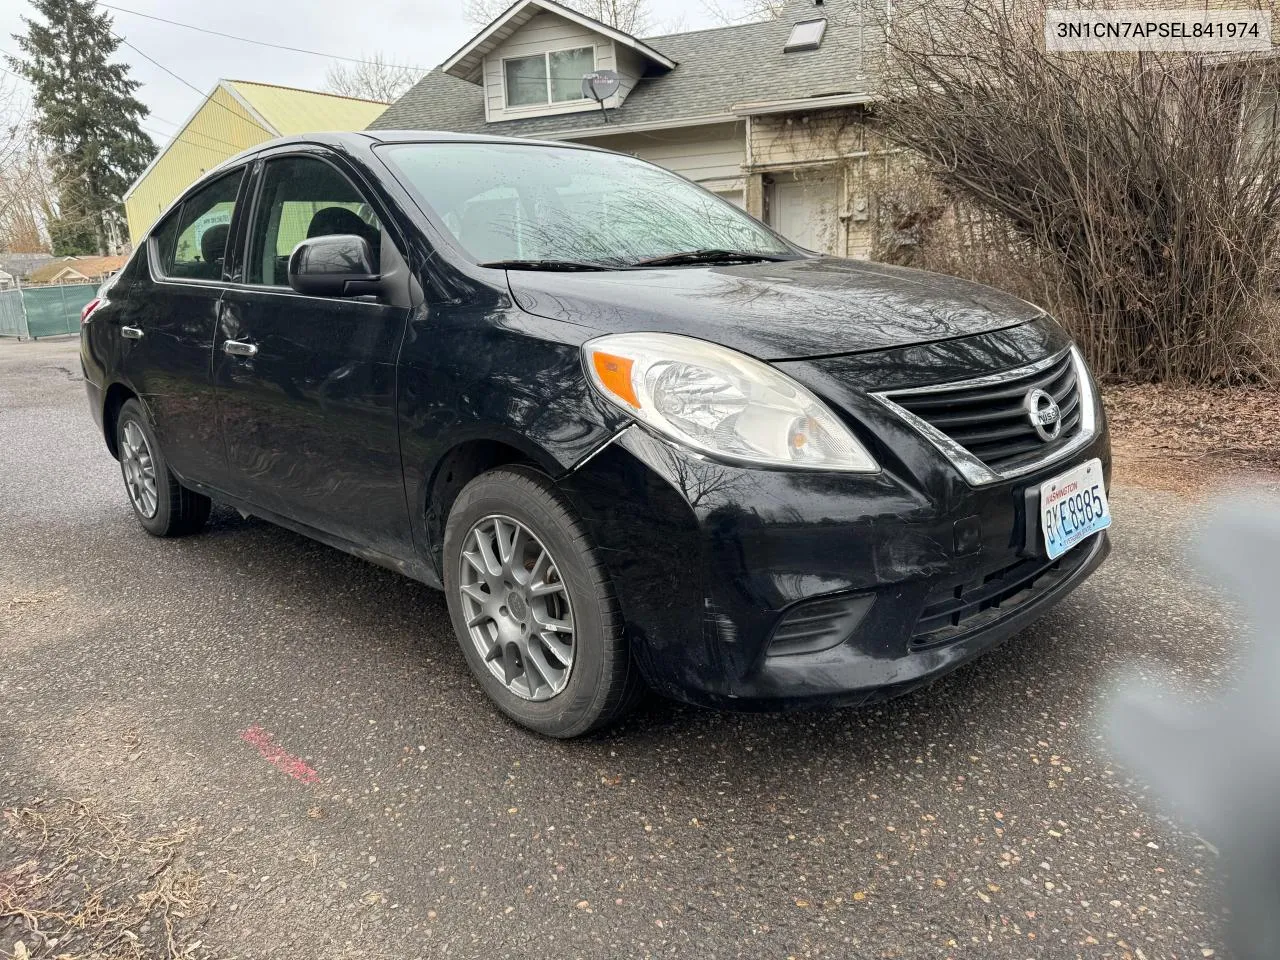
xmin=0 ymin=282 xmax=97 ymax=339
xmin=0 ymin=288 xmax=28 ymax=338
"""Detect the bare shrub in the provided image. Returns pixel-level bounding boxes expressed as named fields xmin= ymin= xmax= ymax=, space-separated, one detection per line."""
xmin=879 ymin=0 xmax=1280 ymax=383
xmin=868 ymin=159 xmax=1054 ymax=300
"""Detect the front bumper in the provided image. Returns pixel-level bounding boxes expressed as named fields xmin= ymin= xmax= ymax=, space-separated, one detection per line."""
xmin=557 ymin=324 xmax=1111 ymax=710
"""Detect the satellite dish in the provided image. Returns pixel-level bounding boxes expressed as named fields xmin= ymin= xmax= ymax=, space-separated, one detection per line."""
xmin=581 ymin=69 xmax=620 ymax=102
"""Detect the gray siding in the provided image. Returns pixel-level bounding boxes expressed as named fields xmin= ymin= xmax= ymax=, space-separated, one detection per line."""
xmin=481 ymin=12 xmax=642 ymax=123
xmin=578 ymin=122 xmax=746 ymax=187
xmin=372 ymin=0 xmax=878 ymax=138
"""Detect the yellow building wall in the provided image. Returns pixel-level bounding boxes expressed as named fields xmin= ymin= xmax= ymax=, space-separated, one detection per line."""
xmin=224 ymin=81 xmax=385 ymax=136
xmin=124 ymin=84 xmax=387 ymax=245
xmin=124 ymin=86 xmax=274 ymax=243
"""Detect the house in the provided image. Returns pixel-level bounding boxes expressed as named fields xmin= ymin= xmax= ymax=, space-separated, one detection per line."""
xmin=0 ymin=252 xmax=57 ymax=283
xmin=26 ymin=255 xmax=129 ymax=286
xmin=371 ymin=0 xmax=886 ymax=257
xmin=123 ymin=80 xmax=390 ymax=244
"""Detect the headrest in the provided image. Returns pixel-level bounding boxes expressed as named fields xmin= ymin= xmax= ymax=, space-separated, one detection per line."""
xmin=200 ymin=223 xmax=230 ymax=266
xmin=307 ymin=207 xmax=374 ymax=241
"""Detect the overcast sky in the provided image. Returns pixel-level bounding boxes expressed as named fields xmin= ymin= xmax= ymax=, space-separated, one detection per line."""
xmin=1 ymin=0 xmax=730 ymax=146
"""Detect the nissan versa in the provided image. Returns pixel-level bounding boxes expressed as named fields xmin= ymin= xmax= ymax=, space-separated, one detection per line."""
xmin=80 ymin=132 xmax=1112 ymax=737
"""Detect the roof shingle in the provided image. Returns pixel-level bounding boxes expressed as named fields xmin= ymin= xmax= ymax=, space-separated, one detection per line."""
xmin=371 ymin=0 xmax=877 ymax=137
xmin=27 ymin=255 xmax=127 ymax=285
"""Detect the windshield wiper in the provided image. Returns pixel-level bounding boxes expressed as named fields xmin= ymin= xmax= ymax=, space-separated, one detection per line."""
xmin=631 ymin=249 xmax=792 ymax=267
xmin=478 ymin=259 xmax=622 ymax=272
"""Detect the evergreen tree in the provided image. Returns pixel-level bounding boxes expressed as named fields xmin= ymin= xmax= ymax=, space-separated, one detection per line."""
xmin=7 ymin=0 xmax=154 ymax=255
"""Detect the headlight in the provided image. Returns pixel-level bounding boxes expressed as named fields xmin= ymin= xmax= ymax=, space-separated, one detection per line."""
xmin=582 ymin=332 xmax=878 ymax=472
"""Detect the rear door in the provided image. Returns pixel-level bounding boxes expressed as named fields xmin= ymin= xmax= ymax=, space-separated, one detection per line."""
xmin=214 ymin=149 xmax=415 ymax=558
xmin=117 ymin=167 xmax=250 ymax=488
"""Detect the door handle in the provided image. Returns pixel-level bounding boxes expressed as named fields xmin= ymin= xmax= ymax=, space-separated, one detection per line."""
xmin=121 ymin=326 xmax=144 ymax=340
xmin=223 ymin=339 xmax=258 ymax=358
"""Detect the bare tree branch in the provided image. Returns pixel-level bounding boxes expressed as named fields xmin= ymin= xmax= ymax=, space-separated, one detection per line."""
xmin=877 ymin=0 xmax=1280 ymax=383
xmin=0 ymin=77 xmax=58 ymax=252
xmin=464 ymin=0 xmax=654 ymax=33
xmin=323 ymin=53 xmax=422 ymax=104
xmin=698 ymin=0 xmax=785 ymax=26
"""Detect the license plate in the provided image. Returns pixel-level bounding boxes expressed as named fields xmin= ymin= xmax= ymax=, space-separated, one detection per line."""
xmin=1039 ymin=458 xmax=1111 ymax=560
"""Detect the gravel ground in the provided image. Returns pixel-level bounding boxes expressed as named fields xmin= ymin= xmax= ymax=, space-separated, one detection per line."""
xmin=0 ymin=337 xmax=1268 ymax=959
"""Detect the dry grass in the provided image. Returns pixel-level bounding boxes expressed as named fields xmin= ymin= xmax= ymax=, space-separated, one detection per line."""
xmin=0 ymin=799 xmax=219 ymax=960
xmin=4 ymin=591 xmax=66 ymax=613
xmin=1103 ymin=382 xmax=1280 ymax=493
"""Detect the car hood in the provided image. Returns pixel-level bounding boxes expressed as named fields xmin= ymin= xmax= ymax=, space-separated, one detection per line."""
xmin=506 ymin=256 xmax=1045 ymax=361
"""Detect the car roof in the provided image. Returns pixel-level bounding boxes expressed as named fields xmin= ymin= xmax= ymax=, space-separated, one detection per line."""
xmin=216 ymin=129 xmax=604 ymax=169
xmin=158 ymin=131 xmax=617 ymax=241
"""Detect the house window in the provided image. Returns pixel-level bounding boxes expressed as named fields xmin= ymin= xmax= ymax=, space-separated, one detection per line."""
xmin=784 ymin=18 xmax=827 ymax=52
xmin=504 ymin=46 xmax=595 ymax=108
xmin=1242 ymin=82 xmax=1280 ymax=162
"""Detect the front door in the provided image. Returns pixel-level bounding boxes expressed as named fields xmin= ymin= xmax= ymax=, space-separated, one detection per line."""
xmin=118 ymin=167 xmax=248 ymax=487
xmin=214 ymin=152 xmax=415 ymax=558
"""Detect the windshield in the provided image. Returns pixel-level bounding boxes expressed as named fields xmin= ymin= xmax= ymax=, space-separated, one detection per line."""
xmin=378 ymin=142 xmax=796 ymax=267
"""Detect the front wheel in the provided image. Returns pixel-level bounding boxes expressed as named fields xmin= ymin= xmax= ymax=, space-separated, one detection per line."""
xmin=443 ymin=466 xmax=643 ymax=738
xmin=115 ymin=399 xmax=211 ymax=537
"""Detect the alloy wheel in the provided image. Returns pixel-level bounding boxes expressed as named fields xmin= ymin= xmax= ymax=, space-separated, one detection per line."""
xmin=121 ymin=419 xmax=159 ymax=519
xmin=458 ymin=514 xmax=576 ymax=701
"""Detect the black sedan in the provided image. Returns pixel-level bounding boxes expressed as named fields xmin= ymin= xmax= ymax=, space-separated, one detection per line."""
xmin=80 ymin=131 xmax=1111 ymax=737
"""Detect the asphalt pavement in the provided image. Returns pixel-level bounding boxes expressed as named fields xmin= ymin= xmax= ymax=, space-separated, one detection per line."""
xmin=0 ymin=337 xmax=1255 ymax=959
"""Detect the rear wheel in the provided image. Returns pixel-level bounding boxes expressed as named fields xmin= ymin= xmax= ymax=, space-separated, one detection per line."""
xmin=443 ymin=466 xmax=643 ymax=737
xmin=115 ymin=399 xmax=211 ymax=537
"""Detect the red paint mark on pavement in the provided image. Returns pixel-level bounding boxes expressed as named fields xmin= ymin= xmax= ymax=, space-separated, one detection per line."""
xmin=240 ymin=725 xmax=319 ymax=784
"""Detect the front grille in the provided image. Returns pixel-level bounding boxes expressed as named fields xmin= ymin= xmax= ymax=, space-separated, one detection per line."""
xmin=891 ymin=350 xmax=1081 ymax=473
xmin=911 ymin=534 xmax=1100 ymax=647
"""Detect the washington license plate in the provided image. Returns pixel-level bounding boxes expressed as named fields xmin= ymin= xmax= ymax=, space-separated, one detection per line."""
xmin=1039 ymin=458 xmax=1111 ymax=560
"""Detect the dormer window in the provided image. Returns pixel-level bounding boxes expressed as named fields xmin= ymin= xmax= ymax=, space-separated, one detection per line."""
xmin=504 ymin=46 xmax=596 ymax=107
xmin=784 ymin=18 xmax=827 ymax=52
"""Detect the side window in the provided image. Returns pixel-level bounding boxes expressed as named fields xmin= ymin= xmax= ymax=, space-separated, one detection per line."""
xmin=247 ymin=156 xmax=384 ymax=287
xmin=150 ymin=207 xmax=182 ymax=275
xmin=156 ymin=170 xmax=243 ymax=281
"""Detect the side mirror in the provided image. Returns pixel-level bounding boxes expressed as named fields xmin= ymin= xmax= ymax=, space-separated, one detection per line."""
xmin=287 ymin=234 xmax=381 ymax=298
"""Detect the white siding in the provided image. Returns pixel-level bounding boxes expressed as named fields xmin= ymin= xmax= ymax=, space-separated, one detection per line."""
xmin=612 ymin=45 xmax=647 ymax=103
xmin=481 ymin=12 xmax=642 ymax=123
xmin=749 ymin=108 xmax=868 ymax=170
xmin=747 ymin=108 xmax=880 ymax=259
xmin=577 ymin=122 xmax=746 ymax=188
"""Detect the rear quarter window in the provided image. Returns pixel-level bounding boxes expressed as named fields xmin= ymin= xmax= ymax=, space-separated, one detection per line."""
xmin=151 ymin=169 xmax=244 ymax=282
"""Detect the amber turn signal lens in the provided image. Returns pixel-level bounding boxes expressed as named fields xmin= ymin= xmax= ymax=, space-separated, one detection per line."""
xmin=591 ymin=351 xmax=639 ymax=408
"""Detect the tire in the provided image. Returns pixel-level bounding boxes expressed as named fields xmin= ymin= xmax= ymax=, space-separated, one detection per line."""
xmin=443 ymin=466 xmax=644 ymax=738
xmin=115 ymin=398 xmax=211 ymax=537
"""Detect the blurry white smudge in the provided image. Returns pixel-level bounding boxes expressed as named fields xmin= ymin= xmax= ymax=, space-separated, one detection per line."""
xmin=1107 ymin=496 xmax=1280 ymax=959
